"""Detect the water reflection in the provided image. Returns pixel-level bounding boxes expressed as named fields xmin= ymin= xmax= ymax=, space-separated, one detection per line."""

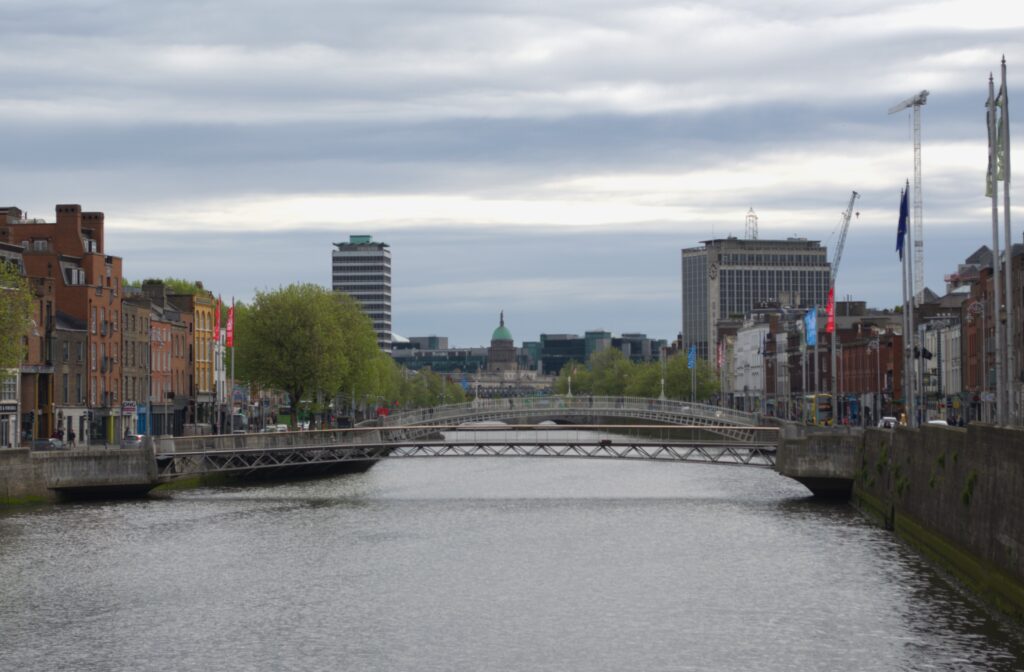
xmin=1 ymin=455 xmax=1022 ymax=672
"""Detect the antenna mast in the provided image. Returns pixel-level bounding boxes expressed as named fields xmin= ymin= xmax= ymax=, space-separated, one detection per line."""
xmin=745 ymin=207 xmax=758 ymax=240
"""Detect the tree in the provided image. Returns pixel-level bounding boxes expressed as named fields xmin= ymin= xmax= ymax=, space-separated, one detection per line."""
xmin=127 ymin=277 xmax=205 ymax=295
xmin=233 ymin=284 xmax=384 ymax=426
xmin=0 ymin=261 xmax=32 ymax=369
xmin=588 ymin=348 xmax=632 ymax=395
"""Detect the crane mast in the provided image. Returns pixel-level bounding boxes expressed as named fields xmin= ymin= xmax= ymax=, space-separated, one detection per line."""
xmin=888 ymin=89 xmax=929 ymax=304
xmin=830 ymin=190 xmax=859 ymax=425
xmin=831 ymin=191 xmax=860 ymax=284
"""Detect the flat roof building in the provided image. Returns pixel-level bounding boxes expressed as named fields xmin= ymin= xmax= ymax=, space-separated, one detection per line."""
xmin=682 ymin=237 xmax=831 ymax=360
xmin=332 ymin=235 xmax=392 ymax=352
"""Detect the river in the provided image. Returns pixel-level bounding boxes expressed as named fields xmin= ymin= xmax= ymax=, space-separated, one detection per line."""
xmin=2 ymin=453 xmax=1022 ymax=671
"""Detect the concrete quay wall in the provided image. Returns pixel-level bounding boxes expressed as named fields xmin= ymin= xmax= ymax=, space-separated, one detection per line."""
xmin=852 ymin=424 xmax=1024 ymax=621
xmin=0 ymin=448 xmax=157 ymax=504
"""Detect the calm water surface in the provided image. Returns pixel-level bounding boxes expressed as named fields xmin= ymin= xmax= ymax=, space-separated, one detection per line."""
xmin=2 ymin=455 xmax=1022 ymax=672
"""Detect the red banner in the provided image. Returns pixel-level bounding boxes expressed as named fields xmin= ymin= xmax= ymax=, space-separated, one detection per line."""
xmin=826 ymin=287 xmax=836 ymax=334
xmin=226 ymin=302 xmax=235 ymax=347
xmin=214 ymin=296 xmax=221 ymax=341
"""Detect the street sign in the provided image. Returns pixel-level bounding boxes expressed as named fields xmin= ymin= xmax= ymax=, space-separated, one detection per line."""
xmin=122 ymin=401 xmax=137 ymax=414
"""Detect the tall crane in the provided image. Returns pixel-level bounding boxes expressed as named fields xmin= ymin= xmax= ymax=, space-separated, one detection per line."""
xmin=831 ymin=191 xmax=860 ymax=284
xmin=830 ymin=191 xmax=860 ymax=424
xmin=888 ymin=89 xmax=929 ymax=304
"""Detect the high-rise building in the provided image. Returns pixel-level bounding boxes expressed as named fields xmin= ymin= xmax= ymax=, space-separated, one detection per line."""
xmin=682 ymin=237 xmax=831 ymax=360
xmin=332 ymin=235 xmax=392 ymax=351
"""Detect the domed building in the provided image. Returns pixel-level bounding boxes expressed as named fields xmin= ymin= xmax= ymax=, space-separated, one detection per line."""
xmin=487 ymin=311 xmax=518 ymax=372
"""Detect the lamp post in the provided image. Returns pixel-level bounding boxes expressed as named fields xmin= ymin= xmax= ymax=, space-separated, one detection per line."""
xmin=867 ymin=337 xmax=881 ymax=424
xmin=968 ymin=300 xmax=987 ymax=422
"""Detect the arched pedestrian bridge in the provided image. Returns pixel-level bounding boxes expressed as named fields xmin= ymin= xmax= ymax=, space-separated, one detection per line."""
xmin=370 ymin=396 xmax=764 ymax=442
xmin=152 ymin=396 xmax=790 ymax=485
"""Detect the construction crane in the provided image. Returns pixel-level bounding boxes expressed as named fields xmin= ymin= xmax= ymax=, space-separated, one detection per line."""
xmin=831 ymin=191 xmax=860 ymax=284
xmin=829 ymin=190 xmax=859 ymax=425
xmin=888 ymin=89 xmax=929 ymax=304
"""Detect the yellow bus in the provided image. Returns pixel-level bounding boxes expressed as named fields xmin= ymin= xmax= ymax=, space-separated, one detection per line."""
xmin=803 ymin=394 xmax=833 ymax=426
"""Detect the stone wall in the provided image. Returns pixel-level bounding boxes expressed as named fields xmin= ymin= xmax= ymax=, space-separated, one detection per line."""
xmin=0 ymin=447 xmax=157 ymax=504
xmin=854 ymin=424 xmax=1024 ymax=620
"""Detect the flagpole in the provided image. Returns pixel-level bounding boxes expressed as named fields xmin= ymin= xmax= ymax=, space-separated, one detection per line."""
xmin=1000 ymin=56 xmax=1017 ymax=424
xmin=899 ymin=183 xmax=915 ymax=427
xmin=989 ymin=74 xmax=1007 ymax=425
xmin=230 ymin=297 xmax=236 ymax=426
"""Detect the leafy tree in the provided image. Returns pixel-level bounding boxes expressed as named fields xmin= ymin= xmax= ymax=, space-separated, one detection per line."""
xmin=552 ymin=359 xmax=592 ymax=395
xmin=126 ymin=277 xmax=205 ymax=295
xmin=624 ymin=361 xmax=663 ymax=398
xmin=588 ymin=348 xmax=632 ymax=395
xmin=553 ymin=349 xmax=721 ymax=402
xmin=0 ymin=261 xmax=32 ymax=369
xmin=234 ymin=284 xmax=384 ymax=426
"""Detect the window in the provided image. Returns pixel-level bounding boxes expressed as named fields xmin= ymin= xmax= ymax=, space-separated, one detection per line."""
xmin=62 ymin=374 xmax=69 ymax=404
xmin=91 ymin=306 xmax=96 ymax=334
xmin=91 ymin=343 xmax=96 ymax=371
xmin=76 ymin=374 xmax=83 ymax=404
xmin=77 ymin=342 xmax=84 ymax=362
xmin=62 ymin=342 xmax=69 ymax=362
xmin=1 ymin=373 xmax=16 ymax=400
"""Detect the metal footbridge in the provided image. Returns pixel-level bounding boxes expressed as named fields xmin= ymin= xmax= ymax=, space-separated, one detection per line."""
xmin=372 ymin=396 xmax=763 ymax=441
xmin=154 ymin=396 xmax=777 ymax=482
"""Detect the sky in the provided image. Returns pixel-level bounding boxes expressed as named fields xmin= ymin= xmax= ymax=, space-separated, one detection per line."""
xmin=2 ymin=0 xmax=1022 ymax=347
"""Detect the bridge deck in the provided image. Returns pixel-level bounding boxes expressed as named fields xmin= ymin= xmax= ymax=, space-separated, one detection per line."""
xmin=155 ymin=423 xmax=778 ymax=481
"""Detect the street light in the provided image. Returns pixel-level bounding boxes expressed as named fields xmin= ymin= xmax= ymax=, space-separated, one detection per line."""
xmin=967 ymin=300 xmax=987 ymax=422
xmin=867 ymin=337 xmax=881 ymax=425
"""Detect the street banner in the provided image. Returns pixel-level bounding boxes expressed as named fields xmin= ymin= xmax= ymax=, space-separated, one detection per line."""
xmin=687 ymin=344 xmax=696 ymax=369
xmin=826 ymin=287 xmax=836 ymax=334
xmin=805 ymin=308 xmax=817 ymax=346
xmin=214 ymin=296 xmax=221 ymax=341
xmin=226 ymin=301 xmax=235 ymax=348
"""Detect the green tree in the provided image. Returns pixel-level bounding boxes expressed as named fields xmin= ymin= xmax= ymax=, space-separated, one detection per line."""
xmin=0 ymin=262 xmax=32 ymax=369
xmin=664 ymin=354 xmax=719 ymax=401
xmin=624 ymin=361 xmax=663 ymax=398
xmin=553 ymin=360 xmax=592 ymax=395
xmin=234 ymin=284 xmax=384 ymax=426
xmin=126 ymin=277 xmax=206 ymax=295
xmin=588 ymin=348 xmax=632 ymax=395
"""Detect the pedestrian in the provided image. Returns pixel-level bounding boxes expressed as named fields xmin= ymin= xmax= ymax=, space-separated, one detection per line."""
xmin=68 ymin=428 xmax=76 ymax=448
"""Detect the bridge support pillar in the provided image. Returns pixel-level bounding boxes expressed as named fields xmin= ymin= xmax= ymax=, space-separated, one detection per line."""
xmin=775 ymin=434 xmax=857 ymax=498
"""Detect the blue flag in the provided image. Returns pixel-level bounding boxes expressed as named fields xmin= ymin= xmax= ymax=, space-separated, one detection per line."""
xmin=896 ymin=182 xmax=909 ymax=261
xmin=804 ymin=308 xmax=817 ymax=346
xmin=687 ymin=344 xmax=696 ymax=369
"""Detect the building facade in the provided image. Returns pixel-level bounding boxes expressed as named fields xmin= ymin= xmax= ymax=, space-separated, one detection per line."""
xmin=331 ymin=235 xmax=392 ymax=351
xmin=1 ymin=205 xmax=125 ymax=443
xmin=682 ymin=237 xmax=831 ymax=361
xmin=122 ymin=294 xmax=152 ymax=435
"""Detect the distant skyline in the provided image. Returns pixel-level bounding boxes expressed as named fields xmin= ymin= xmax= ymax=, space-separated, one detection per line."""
xmin=1 ymin=1 xmax=1020 ymax=346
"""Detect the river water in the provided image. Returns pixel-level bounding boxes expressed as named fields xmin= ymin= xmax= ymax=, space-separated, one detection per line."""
xmin=2 ymin=454 xmax=1022 ymax=672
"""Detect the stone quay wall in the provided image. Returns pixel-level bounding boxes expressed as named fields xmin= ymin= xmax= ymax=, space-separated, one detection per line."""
xmin=852 ymin=424 xmax=1024 ymax=621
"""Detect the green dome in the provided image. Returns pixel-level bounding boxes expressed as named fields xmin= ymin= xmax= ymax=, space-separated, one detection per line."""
xmin=492 ymin=324 xmax=513 ymax=341
xmin=491 ymin=311 xmax=513 ymax=342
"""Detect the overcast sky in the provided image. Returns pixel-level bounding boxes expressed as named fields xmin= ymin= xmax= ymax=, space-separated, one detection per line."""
xmin=2 ymin=0 xmax=1021 ymax=346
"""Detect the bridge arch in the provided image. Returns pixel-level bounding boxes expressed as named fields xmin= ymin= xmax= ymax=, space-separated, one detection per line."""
xmin=369 ymin=396 xmax=763 ymax=442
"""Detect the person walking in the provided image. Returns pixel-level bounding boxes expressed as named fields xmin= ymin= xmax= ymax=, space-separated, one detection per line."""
xmin=68 ymin=428 xmax=76 ymax=448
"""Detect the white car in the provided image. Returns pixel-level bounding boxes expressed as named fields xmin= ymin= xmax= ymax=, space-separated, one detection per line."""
xmin=878 ymin=416 xmax=899 ymax=428
xmin=927 ymin=419 xmax=949 ymax=426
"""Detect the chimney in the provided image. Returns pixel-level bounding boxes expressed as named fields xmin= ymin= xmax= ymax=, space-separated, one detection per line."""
xmin=81 ymin=211 xmax=105 ymax=254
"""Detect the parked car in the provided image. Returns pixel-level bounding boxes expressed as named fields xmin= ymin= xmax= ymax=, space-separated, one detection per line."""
xmin=120 ymin=434 xmax=144 ymax=448
xmin=31 ymin=438 xmax=66 ymax=451
xmin=878 ymin=416 xmax=899 ymax=429
xmin=927 ymin=419 xmax=950 ymax=427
